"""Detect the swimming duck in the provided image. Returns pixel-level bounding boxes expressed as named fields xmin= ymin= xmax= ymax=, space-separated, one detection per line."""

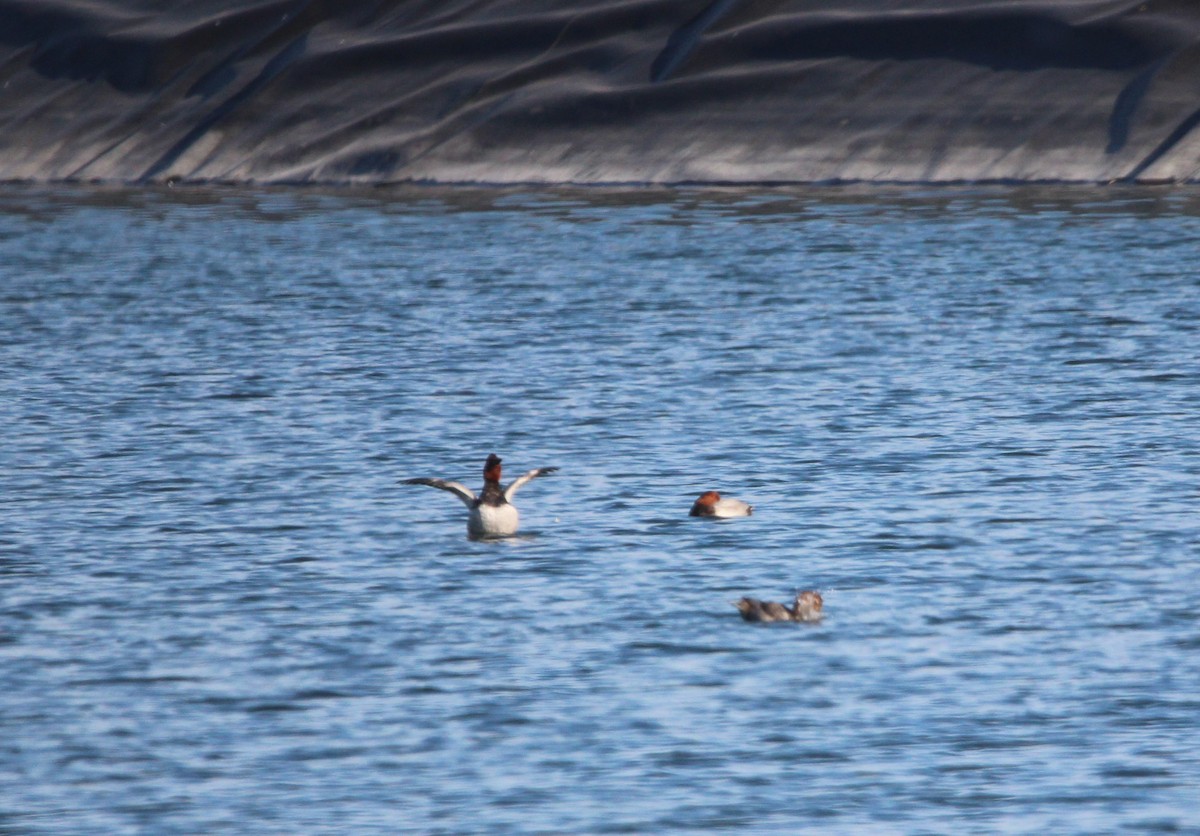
xmin=689 ymin=490 xmax=753 ymax=518
xmin=402 ymin=454 xmax=558 ymax=539
xmin=735 ymin=591 xmax=823 ymax=623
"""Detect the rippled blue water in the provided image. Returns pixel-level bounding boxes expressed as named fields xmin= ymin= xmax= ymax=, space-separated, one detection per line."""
xmin=2 ymin=184 xmax=1199 ymax=833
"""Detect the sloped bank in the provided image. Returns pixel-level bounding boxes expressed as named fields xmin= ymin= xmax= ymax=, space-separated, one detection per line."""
xmin=4 ymin=0 xmax=1200 ymax=184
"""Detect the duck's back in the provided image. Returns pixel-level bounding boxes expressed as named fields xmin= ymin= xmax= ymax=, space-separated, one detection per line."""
xmin=713 ymin=498 xmax=753 ymax=517
xmin=736 ymin=597 xmax=789 ymax=622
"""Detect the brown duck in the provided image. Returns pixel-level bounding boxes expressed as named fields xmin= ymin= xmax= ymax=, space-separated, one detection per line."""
xmin=735 ymin=590 xmax=823 ymax=623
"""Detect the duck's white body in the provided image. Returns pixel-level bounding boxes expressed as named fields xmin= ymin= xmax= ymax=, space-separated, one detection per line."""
xmin=404 ymin=454 xmax=557 ymax=539
xmin=710 ymin=497 xmax=753 ymax=518
xmin=470 ymin=501 xmax=520 ymax=539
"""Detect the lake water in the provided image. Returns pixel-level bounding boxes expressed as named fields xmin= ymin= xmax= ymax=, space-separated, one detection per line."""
xmin=2 ymin=184 xmax=1199 ymax=833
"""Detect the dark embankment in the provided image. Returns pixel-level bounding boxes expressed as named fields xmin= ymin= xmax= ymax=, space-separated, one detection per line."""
xmin=4 ymin=0 xmax=1200 ymax=184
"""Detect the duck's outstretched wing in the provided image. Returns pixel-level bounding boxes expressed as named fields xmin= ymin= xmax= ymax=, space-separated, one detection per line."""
xmin=401 ymin=478 xmax=477 ymax=507
xmin=503 ymin=467 xmax=558 ymax=502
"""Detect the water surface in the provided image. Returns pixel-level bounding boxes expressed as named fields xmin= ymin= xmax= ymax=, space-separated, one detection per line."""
xmin=2 ymin=185 xmax=1199 ymax=832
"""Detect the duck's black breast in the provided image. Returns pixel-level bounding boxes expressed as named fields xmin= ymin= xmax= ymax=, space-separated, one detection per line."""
xmin=479 ymin=482 xmax=507 ymax=507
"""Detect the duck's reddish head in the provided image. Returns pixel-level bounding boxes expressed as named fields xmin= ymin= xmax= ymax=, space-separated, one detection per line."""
xmin=689 ymin=490 xmax=722 ymax=516
xmin=483 ymin=454 xmax=502 ymax=483
xmin=795 ymin=590 xmax=823 ymax=611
